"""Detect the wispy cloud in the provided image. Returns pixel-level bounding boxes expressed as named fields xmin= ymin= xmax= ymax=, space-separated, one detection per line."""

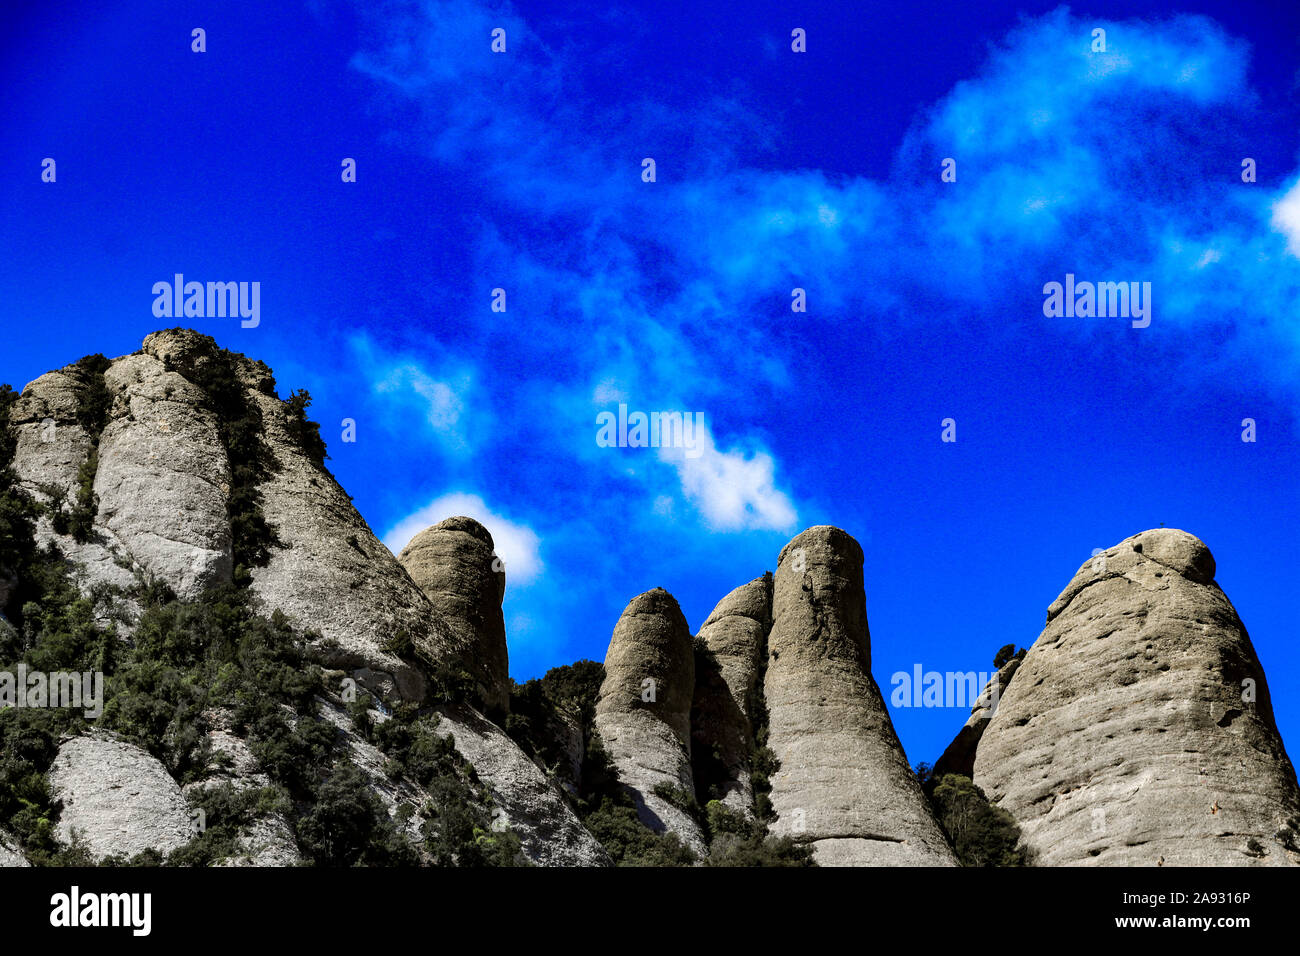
xmin=351 ymin=334 xmax=487 ymax=457
xmin=350 ymin=2 xmax=1300 ymax=414
xmin=658 ymin=423 xmax=798 ymax=533
xmin=1272 ymin=178 xmax=1300 ymax=258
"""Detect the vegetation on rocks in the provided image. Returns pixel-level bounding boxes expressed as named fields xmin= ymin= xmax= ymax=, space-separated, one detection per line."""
xmin=505 ymin=657 xmax=811 ymax=866
xmin=368 ymin=703 xmax=525 ymax=866
xmin=57 ymin=355 xmax=111 ymax=543
xmin=920 ymin=771 xmax=1029 ymax=866
xmin=178 ymin=347 xmax=279 ymax=583
xmin=284 ymin=389 xmax=328 ymax=469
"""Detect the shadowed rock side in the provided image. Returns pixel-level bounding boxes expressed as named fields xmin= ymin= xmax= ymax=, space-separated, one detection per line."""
xmin=691 ymin=573 xmax=772 ymax=814
xmin=398 ymin=516 xmax=510 ymax=717
xmin=765 ymin=527 xmax=957 ymax=866
xmin=932 ymin=657 xmax=1023 ymax=780
xmin=594 ymin=588 xmax=707 ymax=853
xmin=973 ymin=529 xmax=1300 ymax=866
xmin=435 ymin=705 xmax=611 ymax=866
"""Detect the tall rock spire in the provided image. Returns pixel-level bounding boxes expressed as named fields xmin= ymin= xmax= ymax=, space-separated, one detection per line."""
xmin=764 ymin=526 xmax=956 ymax=865
xmin=398 ymin=515 xmax=510 ymax=717
xmin=594 ymin=588 xmax=707 ymax=854
xmin=972 ymin=529 xmax=1300 ymax=865
xmin=692 ymin=573 xmax=772 ymax=814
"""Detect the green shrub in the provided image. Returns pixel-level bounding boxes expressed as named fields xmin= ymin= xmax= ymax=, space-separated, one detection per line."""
xmin=702 ymin=800 xmax=815 ymax=867
xmin=930 ymin=773 xmax=1029 ymax=866
xmin=179 ymin=347 xmax=279 ymax=582
xmin=372 ymin=705 xmax=526 ymax=866
xmin=993 ymin=643 xmax=1026 ymax=668
xmin=505 ymin=659 xmax=603 ymax=781
xmin=580 ymin=796 xmax=697 ymax=867
xmin=284 ymin=390 xmax=328 ymax=468
xmin=0 ymin=384 xmax=38 ymax=610
xmin=296 ymin=760 xmax=393 ymax=866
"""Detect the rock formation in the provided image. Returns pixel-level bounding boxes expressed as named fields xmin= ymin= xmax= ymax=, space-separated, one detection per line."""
xmin=1 ymin=331 xmax=599 ymax=868
xmin=7 ymin=364 xmax=139 ymax=605
xmin=95 ymin=349 xmax=233 ymax=598
xmin=6 ymin=332 xmax=1300 ymax=869
xmin=398 ymin=516 xmax=510 ymax=716
xmin=594 ymin=588 xmax=706 ymax=853
xmin=971 ymin=529 xmax=1300 ymax=866
xmin=435 ymin=705 xmax=610 ymax=866
xmin=47 ymin=731 xmax=195 ymax=860
xmin=691 ymin=573 xmax=771 ymax=814
xmin=764 ymin=526 xmax=957 ymax=865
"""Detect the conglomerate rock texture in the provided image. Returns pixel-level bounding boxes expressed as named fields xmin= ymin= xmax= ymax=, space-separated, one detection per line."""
xmin=47 ymin=731 xmax=194 ymax=860
xmin=972 ymin=529 xmax=1300 ymax=866
xmin=7 ymin=332 xmax=1299 ymax=869
xmin=691 ymin=573 xmax=772 ymax=814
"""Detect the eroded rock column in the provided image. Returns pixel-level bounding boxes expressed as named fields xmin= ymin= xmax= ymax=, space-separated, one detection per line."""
xmin=765 ymin=526 xmax=956 ymax=865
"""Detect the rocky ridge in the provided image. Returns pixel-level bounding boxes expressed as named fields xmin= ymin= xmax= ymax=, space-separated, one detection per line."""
xmin=2 ymin=332 xmax=1297 ymax=868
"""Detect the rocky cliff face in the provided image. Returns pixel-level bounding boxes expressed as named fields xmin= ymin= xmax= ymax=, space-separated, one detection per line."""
xmin=968 ymin=529 xmax=1300 ymax=866
xmin=0 ymin=331 xmax=596 ymax=868
xmin=48 ymin=731 xmax=195 ymax=860
xmin=3 ymin=332 xmax=1297 ymax=868
xmin=691 ymin=574 xmax=771 ymax=815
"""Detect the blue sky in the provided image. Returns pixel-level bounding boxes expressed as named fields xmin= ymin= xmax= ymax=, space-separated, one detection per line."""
xmin=3 ymin=0 xmax=1299 ymax=769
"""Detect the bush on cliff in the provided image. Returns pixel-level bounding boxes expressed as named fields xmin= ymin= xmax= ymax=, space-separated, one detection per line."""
xmin=929 ymin=773 xmax=1029 ymax=866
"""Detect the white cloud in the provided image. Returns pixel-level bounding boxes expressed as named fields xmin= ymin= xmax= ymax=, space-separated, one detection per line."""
xmin=374 ymin=363 xmax=476 ymax=452
xmin=1271 ymin=178 xmax=1300 ymax=258
xmin=658 ymin=424 xmax=798 ymax=533
xmin=382 ymin=492 xmax=544 ymax=586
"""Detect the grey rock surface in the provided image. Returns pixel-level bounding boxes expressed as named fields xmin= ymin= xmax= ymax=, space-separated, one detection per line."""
xmin=435 ymin=705 xmax=611 ymax=867
xmin=398 ymin=516 xmax=510 ymax=716
xmin=7 ymin=367 xmax=94 ymax=503
xmin=692 ymin=573 xmax=772 ymax=814
xmin=48 ymin=730 xmax=194 ymax=860
xmin=215 ymin=816 xmax=303 ymax=867
xmin=181 ymin=710 xmax=304 ymax=867
xmin=0 ymin=831 xmax=28 ymax=867
xmin=141 ymin=330 xmax=442 ymax=704
xmin=973 ymin=529 xmax=1300 ymax=866
xmin=7 ymin=368 xmax=141 ymax=606
xmin=595 ymin=588 xmax=706 ymax=853
xmin=95 ymin=349 xmax=233 ymax=598
xmin=764 ymin=526 xmax=957 ymax=866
